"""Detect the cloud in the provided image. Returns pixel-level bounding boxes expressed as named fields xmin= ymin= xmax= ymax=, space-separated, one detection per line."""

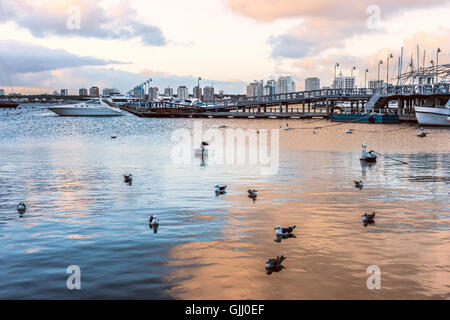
xmin=0 ymin=65 xmax=247 ymax=95
xmin=227 ymin=0 xmax=450 ymax=60
xmin=0 ymin=40 xmax=125 ymax=74
xmin=226 ymin=0 xmax=447 ymax=22
xmin=0 ymin=0 xmax=166 ymax=46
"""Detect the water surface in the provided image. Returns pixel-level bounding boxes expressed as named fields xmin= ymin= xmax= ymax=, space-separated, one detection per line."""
xmin=0 ymin=105 xmax=449 ymax=299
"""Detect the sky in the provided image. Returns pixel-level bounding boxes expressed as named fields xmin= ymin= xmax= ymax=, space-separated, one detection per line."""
xmin=0 ymin=0 xmax=449 ymax=95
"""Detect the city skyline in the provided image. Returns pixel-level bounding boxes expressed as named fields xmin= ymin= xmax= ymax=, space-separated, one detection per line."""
xmin=0 ymin=0 xmax=449 ymax=95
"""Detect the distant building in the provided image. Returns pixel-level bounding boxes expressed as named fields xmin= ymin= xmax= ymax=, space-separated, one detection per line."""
xmin=164 ymin=87 xmax=173 ymax=97
xmin=333 ymin=72 xmax=355 ymax=89
xmin=264 ymin=79 xmax=276 ymax=96
xmin=79 ymin=88 xmax=88 ymax=96
xmin=0 ymin=88 xmax=4 ymax=96
xmin=305 ymin=77 xmax=320 ymax=91
xmin=148 ymin=87 xmax=159 ymax=100
xmin=276 ymin=76 xmax=296 ymax=94
xmin=89 ymin=86 xmax=100 ymax=97
xmin=193 ymin=86 xmax=202 ymax=99
xmin=60 ymin=89 xmax=68 ymax=96
xmin=177 ymin=86 xmax=189 ymax=100
xmin=246 ymin=80 xmax=264 ymax=98
xmin=53 ymin=91 xmax=59 ymax=96
xmin=203 ymin=86 xmax=215 ymax=102
xmin=368 ymin=80 xmax=384 ymax=89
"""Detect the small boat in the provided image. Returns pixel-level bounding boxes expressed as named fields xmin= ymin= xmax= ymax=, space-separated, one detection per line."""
xmin=360 ymin=150 xmax=377 ymax=163
xmin=47 ymin=99 xmax=123 ymax=116
xmin=360 ymin=143 xmax=377 ymax=163
xmin=0 ymin=101 xmax=19 ymax=109
xmin=414 ymin=98 xmax=450 ymax=127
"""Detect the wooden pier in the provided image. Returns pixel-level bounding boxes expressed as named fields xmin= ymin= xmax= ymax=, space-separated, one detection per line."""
xmin=122 ymin=83 xmax=449 ymax=122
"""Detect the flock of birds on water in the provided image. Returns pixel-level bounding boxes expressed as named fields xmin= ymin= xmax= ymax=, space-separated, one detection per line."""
xmin=15 ymin=120 xmax=425 ymax=275
xmin=15 ymin=146 xmax=376 ymax=276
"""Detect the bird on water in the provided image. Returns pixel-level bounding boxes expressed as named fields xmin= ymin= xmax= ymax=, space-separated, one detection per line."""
xmin=215 ymin=185 xmax=227 ymax=194
xmin=17 ymin=202 xmax=26 ymax=215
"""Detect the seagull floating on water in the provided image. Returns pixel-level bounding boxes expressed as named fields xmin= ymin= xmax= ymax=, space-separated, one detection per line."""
xmin=215 ymin=185 xmax=227 ymax=194
xmin=265 ymin=256 xmax=286 ymax=271
xmin=284 ymin=123 xmax=291 ymax=131
xmin=247 ymin=189 xmax=257 ymax=199
xmin=354 ymin=181 xmax=364 ymax=189
xmin=111 ymin=136 xmax=117 ymax=139
xmin=123 ymin=174 xmax=133 ymax=184
xmin=149 ymin=215 xmax=160 ymax=226
xmin=17 ymin=202 xmax=26 ymax=215
xmin=417 ymin=130 xmax=426 ymax=137
xmin=362 ymin=212 xmax=376 ymax=224
xmin=274 ymin=225 xmax=296 ymax=237
xmin=346 ymin=129 xmax=353 ymax=134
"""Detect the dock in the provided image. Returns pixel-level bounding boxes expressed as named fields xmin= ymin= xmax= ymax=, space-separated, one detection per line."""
xmin=121 ymin=84 xmax=450 ymax=122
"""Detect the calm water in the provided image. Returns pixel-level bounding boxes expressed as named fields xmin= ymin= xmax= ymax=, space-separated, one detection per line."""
xmin=0 ymin=105 xmax=449 ymax=299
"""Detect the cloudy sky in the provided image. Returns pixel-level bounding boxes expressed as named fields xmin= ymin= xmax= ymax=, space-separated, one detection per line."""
xmin=0 ymin=0 xmax=449 ymax=94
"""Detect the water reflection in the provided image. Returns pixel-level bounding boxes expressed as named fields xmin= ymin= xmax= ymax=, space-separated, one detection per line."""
xmin=0 ymin=105 xmax=448 ymax=299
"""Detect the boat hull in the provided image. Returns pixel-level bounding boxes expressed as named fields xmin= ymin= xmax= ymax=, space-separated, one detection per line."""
xmin=331 ymin=114 xmax=399 ymax=124
xmin=414 ymin=106 xmax=450 ymax=127
xmin=47 ymin=107 xmax=122 ymax=116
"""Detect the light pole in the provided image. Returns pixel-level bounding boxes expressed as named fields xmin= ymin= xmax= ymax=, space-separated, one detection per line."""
xmin=377 ymin=60 xmax=383 ymax=88
xmin=365 ymin=69 xmax=368 ymax=89
xmin=436 ymin=48 xmax=441 ymax=84
xmin=386 ymin=53 xmax=393 ymax=87
xmin=351 ymin=66 xmax=356 ymax=89
xmin=430 ymin=60 xmax=434 ymax=84
xmin=334 ymin=63 xmax=339 ymax=89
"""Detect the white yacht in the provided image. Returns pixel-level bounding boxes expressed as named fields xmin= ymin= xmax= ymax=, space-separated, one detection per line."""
xmin=47 ymin=99 xmax=123 ymax=117
xmin=415 ymin=99 xmax=450 ymax=127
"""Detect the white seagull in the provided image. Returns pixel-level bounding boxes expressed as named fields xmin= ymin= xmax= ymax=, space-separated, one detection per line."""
xmin=274 ymin=225 xmax=296 ymax=237
xmin=149 ymin=215 xmax=160 ymax=226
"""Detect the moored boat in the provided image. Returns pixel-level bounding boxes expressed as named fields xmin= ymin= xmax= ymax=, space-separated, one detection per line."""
xmin=414 ymin=99 xmax=450 ymax=127
xmin=47 ymin=99 xmax=123 ymax=116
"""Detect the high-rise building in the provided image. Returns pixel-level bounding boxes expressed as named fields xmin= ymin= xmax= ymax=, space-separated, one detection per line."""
xmin=203 ymin=86 xmax=215 ymax=102
xmin=79 ymin=88 xmax=88 ymax=96
xmin=53 ymin=91 xmax=59 ymax=96
xmin=60 ymin=89 xmax=68 ymax=96
xmin=264 ymin=79 xmax=276 ymax=96
xmin=368 ymin=80 xmax=384 ymax=89
xmin=102 ymin=88 xmax=111 ymax=96
xmin=276 ymin=76 xmax=296 ymax=94
xmin=89 ymin=86 xmax=100 ymax=97
xmin=305 ymin=77 xmax=320 ymax=91
xmin=0 ymin=89 xmax=5 ymax=96
xmin=148 ymin=87 xmax=159 ymax=100
xmin=193 ymin=86 xmax=202 ymax=99
xmin=246 ymin=80 xmax=264 ymax=98
xmin=177 ymin=86 xmax=189 ymax=100
xmin=164 ymin=87 xmax=173 ymax=97
xmin=332 ymin=72 xmax=355 ymax=89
